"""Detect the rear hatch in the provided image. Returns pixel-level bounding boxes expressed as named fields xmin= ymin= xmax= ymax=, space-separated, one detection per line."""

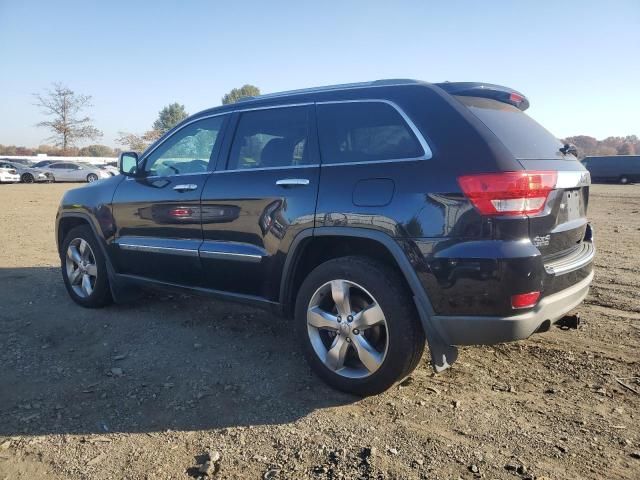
xmin=448 ymin=87 xmax=591 ymax=263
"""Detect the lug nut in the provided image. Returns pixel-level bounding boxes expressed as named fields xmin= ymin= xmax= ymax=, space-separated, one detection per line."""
xmin=337 ymin=316 xmax=342 ymax=323
xmin=347 ymin=315 xmax=353 ymax=323
xmin=346 ymin=337 xmax=352 ymax=343
xmin=353 ymin=328 xmax=360 ymax=335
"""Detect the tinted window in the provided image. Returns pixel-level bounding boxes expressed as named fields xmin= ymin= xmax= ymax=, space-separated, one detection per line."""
xmin=50 ymin=164 xmax=66 ymax=169
xmin=316 ymin=102 xmax=423 ymax=164
xmin=456 ymin=96 xmax=567 ymax=160
xmin=33 ymin=161 xmax=52 ymax=168
xmin=144 ymin=116 xmax=225 ymax=176
xmin=227 ymin=106 xmax=311 ymax=170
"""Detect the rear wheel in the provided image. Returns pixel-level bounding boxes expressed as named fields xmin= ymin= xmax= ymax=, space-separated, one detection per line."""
xmin=87 ymin=173 xmax=98 ymax=183
xmin=295 ymin=256 xmax=425 ymax=396
xmin=61 ymin=225 xmax=112 ymax=308
xmin=620 ymin=176 xmax=629 ymax=184
xmin=21 ymin=173 xmax=34 ymax=183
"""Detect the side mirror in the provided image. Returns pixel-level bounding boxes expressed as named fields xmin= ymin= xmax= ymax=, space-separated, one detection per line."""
xmin=119 ymin=152 xmax=139 ymax=176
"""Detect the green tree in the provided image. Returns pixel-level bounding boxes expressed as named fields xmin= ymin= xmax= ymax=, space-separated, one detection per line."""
xmin=33 ymin=83 xmax=103 ymax=153
xmin=221 ymin=84 xmax=260 ymax=105
xmin=78 ymin=144 xmax=115 ymax=157
xmin=152 ymin=103 xmax=188 ymax=134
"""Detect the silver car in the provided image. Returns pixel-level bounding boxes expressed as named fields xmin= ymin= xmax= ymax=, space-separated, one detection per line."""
xmin=0 ymin=161 xmax=52 ymax=183
xmin=39 ymin=162 xmax=111 ymax=183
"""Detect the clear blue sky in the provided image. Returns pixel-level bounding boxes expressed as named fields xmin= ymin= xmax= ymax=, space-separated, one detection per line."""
xmin=1 ymin=0 xmax=638 ymax=147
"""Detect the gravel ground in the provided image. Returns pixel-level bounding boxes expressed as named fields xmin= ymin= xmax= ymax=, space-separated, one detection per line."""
xmin=0 ymin=182 xmax=638 ymax=480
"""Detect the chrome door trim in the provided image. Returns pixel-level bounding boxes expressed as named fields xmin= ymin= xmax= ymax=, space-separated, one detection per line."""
xmin=125 ymin=171 xmax=211 ymax=181
xmin=199 ymin=250 xmax=263 ymax=263
xmin=232 ymin=102 xmax=313 ymax=113
xmin=117 ymin=243 xmax=200 ymax=257
xmin=213 ymin=164 xmax=320 ymax=174
xmin=199 ymin=240 xmax=266 ymax=263
xmin=115 ymin=237 xmax=201 ymax=257
xmin=316 ymin=99 xmax=433 ymax=160
xmin=321 ymin=157 xmax=426 ymax=167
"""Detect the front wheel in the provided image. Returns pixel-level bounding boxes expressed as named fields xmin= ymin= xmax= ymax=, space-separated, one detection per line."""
xmin=620 ymin=176 xmax=629 ymax=185
xmin=87 ymin=173 xmax=98 ymax=183
xmin=61 ymin=225 xmax=112 ymax=308
xmin=295 ymin=256 xmax=425 ymax=396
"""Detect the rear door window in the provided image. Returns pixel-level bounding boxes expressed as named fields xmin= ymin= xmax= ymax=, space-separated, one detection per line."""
xmin=456 ymin=96 xmax=567 ymax=160
xmin=316 ymin=101 xmax=424 ymax=164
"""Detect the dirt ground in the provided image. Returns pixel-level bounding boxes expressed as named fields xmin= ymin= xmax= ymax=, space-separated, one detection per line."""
xmin=0 ymin=182 xmax=638 ymax=480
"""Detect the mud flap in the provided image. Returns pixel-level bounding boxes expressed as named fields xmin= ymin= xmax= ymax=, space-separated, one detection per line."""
xmin=414 ymin=296 xmax=458 ymax=372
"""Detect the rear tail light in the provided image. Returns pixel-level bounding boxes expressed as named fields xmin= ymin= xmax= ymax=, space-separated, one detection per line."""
xmin=511 ymin=291 xmax=541 ymax=309
xmin=457 ymin=171 xmax=557 ymax=216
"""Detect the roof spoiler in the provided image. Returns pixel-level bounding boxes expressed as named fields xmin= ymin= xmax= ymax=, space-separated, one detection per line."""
xmin=435 ymin=82 xmax=530 ymax=111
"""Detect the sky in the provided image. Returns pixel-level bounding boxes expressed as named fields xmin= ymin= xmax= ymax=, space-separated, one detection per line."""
xmin=0 ymin=0 xmax=638 ymax=148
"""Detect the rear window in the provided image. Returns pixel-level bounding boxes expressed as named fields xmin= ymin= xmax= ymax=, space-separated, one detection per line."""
xmin=317 ymin=102 xmax=424 ymax=164
xmin=456 ymin=96 xmax=567 ymax=160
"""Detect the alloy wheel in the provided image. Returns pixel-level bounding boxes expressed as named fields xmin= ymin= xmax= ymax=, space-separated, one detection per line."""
xmin=65 ymin=238 xmax=98 ymax=298
xmin=307 ymin=279 xmax=389 ymax=378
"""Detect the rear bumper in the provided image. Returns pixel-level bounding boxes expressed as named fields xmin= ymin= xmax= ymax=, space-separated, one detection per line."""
xmin=0 ymin=173 xmax=20 ymax=182
xmin=431 ymin=269 xmax=594 ymax=345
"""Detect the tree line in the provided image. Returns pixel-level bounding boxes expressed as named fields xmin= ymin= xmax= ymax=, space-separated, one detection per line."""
xmin=561 ymin=135 xmax=638 ymax=159
xmin=3 ymin=83 xmax=637 ymax=159
xmin=0 ymin=83 xmax=260 ymax=157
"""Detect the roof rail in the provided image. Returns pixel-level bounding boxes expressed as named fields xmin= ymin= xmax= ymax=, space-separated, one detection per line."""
xmin=237 ymin=79 xmax=421 ymax=102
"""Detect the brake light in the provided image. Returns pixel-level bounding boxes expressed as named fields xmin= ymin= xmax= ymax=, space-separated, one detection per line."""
xmin=457 ymin=171 xmax=557 ymax=216
xmin=511 ymin=291 xmax=540 ymax=309
xmin=509 ymin=92 xmax=525 ymax=105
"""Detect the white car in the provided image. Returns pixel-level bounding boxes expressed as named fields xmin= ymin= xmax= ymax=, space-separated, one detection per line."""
xmin=39 ymin=162 xmax=111 ymax=182
xmin=0 ymin=164 xmax=20 ymax=183
xmin=0 ymin=161 xmax=52 ymax=183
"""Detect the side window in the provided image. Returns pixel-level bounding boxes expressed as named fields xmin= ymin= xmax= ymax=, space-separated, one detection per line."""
xmin=317 ymin=102 xmax=424 ymax=164
xmin=50 ymin=164 xmax=65 ymax=169
xmin=144 ymin=116 xmax=225 ymax=176
xmin=227 ymin=106 xmax=311 ymax=170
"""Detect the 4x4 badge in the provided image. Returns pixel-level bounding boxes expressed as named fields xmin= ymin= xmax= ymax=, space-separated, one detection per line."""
xmin=533 ymin=234 xmax=551 ymax=247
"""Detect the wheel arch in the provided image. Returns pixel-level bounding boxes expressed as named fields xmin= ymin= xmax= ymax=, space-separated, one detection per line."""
xmin=280 ymin=227 xmax=458 ymax=371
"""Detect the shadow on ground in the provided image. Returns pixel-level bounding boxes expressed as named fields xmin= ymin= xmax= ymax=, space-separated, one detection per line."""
xmin=0 ymin=267 xmax=355 ymax=436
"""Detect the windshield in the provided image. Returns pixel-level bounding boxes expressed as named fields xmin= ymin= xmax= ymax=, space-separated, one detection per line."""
xmin=456 ymin=96 xmax=568 ymax=160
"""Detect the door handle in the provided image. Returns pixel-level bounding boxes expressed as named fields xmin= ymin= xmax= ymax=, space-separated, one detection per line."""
xmin=173 ymin=184 xmax=198 ymax=192
xmin=275 ymin=178 xmax=310 ymax=187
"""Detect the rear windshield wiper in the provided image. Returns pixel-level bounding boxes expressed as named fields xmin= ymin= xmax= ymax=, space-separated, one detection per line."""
xmin=559 ymin=143 xmax=578 ymax=157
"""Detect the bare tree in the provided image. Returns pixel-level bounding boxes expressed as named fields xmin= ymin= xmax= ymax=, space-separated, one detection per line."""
xmin=34 ymin=83 xmax=103 ymax=154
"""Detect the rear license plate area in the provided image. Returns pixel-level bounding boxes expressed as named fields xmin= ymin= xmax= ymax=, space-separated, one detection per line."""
xmin=565 ymin=190 xmax=581 ymax=221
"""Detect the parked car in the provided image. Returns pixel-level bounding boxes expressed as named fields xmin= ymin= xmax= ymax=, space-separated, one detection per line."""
xmin=79 ymin=162 xmax=119 ymax=177
xmin=40 ymin=162 xmax=111 ymax=182
xmin=0 ymin=164 xmax=20 ymax=183
xmin=0 ymin=158 xmax=33 ymax=166
xmin=101 ymin=164 xmax=120 ymax=176
xmin=32 ymin=160 xmax=57 ymax=168
xmin=0 ymin=160 xmax=52 ymax=183
xmin=581 ymin=155 xmax=640 ymax=184
xmin=55 ymin=79 xmax=594 ymax=396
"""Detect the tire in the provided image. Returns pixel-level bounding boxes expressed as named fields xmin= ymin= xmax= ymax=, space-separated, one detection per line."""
xmin=620 ymin=176 xmax=629 ymax=184
xmin=60 ymin=225 xmax=112 ymax=308
xmin=87 ymin=173 xmax=98 ymax=183
xmin=295 ymin=256 xmax=425 ymax=396
xmin=22 ymin=173 xmax=34 ymax=183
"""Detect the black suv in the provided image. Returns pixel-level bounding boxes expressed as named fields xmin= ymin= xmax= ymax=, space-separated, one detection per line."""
xmin=56 ymin=80 xmax=594 ymax=396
